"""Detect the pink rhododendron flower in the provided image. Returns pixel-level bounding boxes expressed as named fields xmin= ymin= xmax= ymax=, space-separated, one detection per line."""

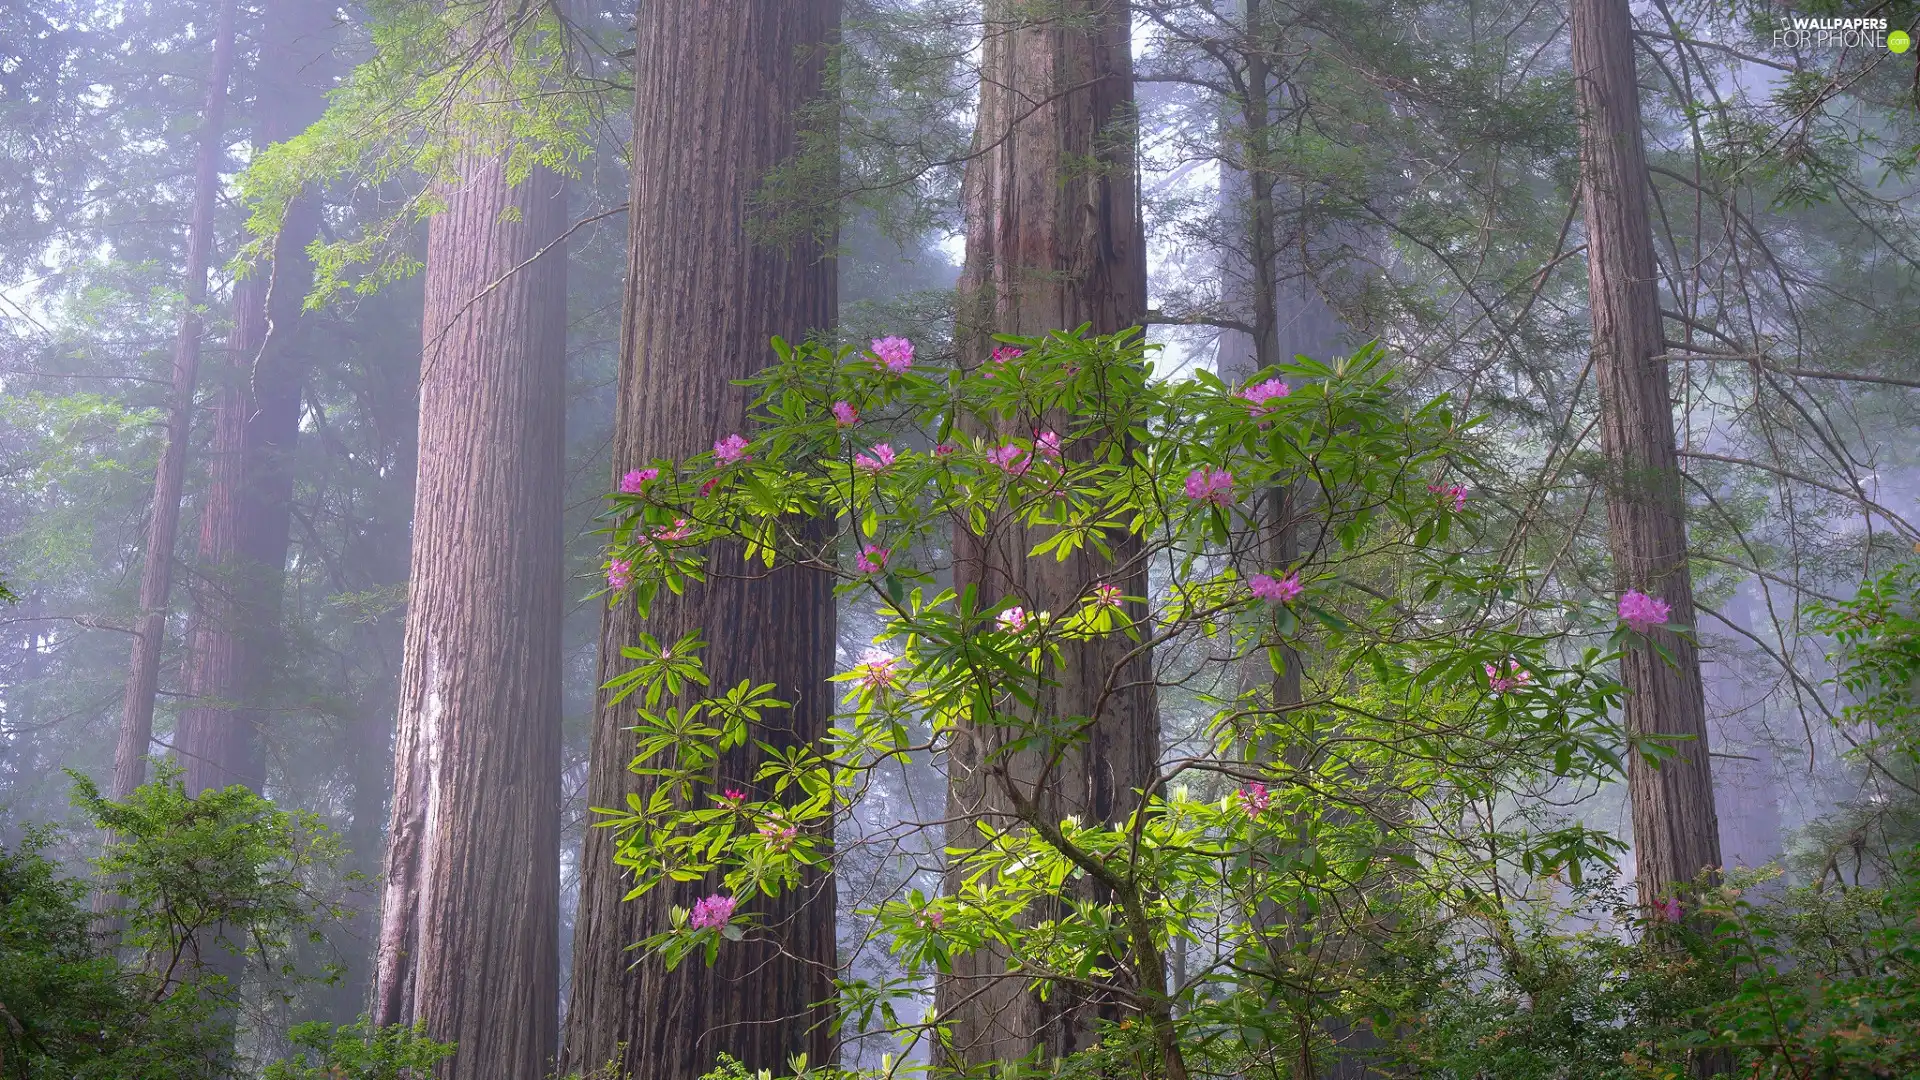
xmin=689 ymin=894 xmax=737 ymax=930
xmin=1618 ymin=590 xmax=1671 ymax=633
xmin=1034 ymin=431 xmax=1062 ymax=458
xmin=607 ymin=558 xmax=633 ymax=591
xmin=1184 ymin=467 xmax=1234 ymax=506
xmin=856 ymin=544 xmax=890 ymax=574
xmin=645 ymin=518 xmax=692 ymax=545
xmin=721 ymin=788 xmax=747 ymax=804
xmin=1240 ymin=782 xmax=1270 ymax=816
xmin=832 ymin=401 xmax=858 ymax=427
xmin=1235 ymin=378 xmax=1291 ymax=415
xmin=1485 ymin=660 xmax=1532 ymax=694
xmin=1093 ymin=582 xmax=1122 ymax=608
xmin=871 ymin=336 xmax=914 ymax=374
xmin=757 ymin=820 xmax=799 ymax=852
xmin=854 ymin=443 xmax=897 ymax=473
xmin=997 ymin=606 xmax=1028 ymax=632
xmin=620 ymin=468 xmax=657 ymax=493
xmin=855 ymin=649 xmax=901 ymax=692
xmin=1427 ymin=483 xmax=1468 ymax=511
xmin=916 ymin=908 xmax=945 ymax=930
xmin=1249 ymin=572 xmax=1302 ymax=603
xmin=986 ymin=444 xmax=1030 ymax=476
xmin=934 ymin=443 xmax=957 ymax=457
xmin=714 ymin=433 xmax=750 ymax=464
xmin=985 ymin=345 xmax=1023 ymax=377
xmin=698 ymin=478 xmax=719 ymax=498
xmin=1653 ymin=897 xmax=1683 ymax=923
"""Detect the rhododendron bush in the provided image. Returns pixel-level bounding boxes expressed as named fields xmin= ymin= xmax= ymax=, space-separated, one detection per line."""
xmin=590 ymin=330 xmax=1676 ymax=1077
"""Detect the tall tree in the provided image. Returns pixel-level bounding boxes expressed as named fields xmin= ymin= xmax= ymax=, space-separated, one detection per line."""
xmin=107 ymin=0 xmax=237 ymax=807
xmin=1569 ymin=0 xmax=1722 ymax=908
xmin=368 ymin=6 xmax=567 ymax=1077
xmin=560 ymin=3 xmax=840 ymax=1076
xmin=175 ymin=0 xmax=336 ymax=797
xmin=933 ymin=0 xmax=1159 ymax=1070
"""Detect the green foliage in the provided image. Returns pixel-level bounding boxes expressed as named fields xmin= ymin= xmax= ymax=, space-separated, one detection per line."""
xmin=69 ymin=762 xmax=350 ymax=992
xmin=592 ymin=330 xmax=1639 ymax=1077
xmin=1811 ymin=560 xmax=1920 ymax=766
xmin=1695 ymin=857 xmax=1920 ymax=1079
xmin=238 ymin=0 xmax=600 ymax=305
xmin=261 ymin=1018 xmax=455 ymax=1080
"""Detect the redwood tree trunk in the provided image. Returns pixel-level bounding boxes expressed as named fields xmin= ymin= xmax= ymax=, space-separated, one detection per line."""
xmin=369 ymin=19 xmax=567 ymax=1076
xmin=934 ymin=1 xmax=1160 ymax=1070
xmin=176 ymin=0 xmax=334 ymax=797
xmin=560 ymin=4 xmax=839 ymax=1076
xmin=108 ymin=0 xmax=237 ymax=806
xmin=1570 ymin=0 xmax=1722 ymax=907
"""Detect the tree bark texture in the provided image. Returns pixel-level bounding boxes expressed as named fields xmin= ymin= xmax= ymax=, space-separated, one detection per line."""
xmin=176 ymin=0 xmax=335 ymax=797
xmin=108 ymin=0 xmax=237 ymax=806
xmin=561 ymin=4 xmax=840 ymax=1077
xmin=1570 ymin=0 xmax=1722 ymax=908
xmin=935 ymin=1 xmax=1161 ymax=1071
xmin=369 ymin=26 xmax=567 ymax=1076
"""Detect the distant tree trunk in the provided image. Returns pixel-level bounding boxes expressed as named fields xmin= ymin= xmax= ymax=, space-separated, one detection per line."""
xmin=98 ymin=0 xmax=238 ymax=935
xmin=176 ymin=0 xmax=335 ymax=797
xmin=934 ymin=1 xmax=1160 ymax=1071
xmin=369 ymin=13 xmax=567 ymax=1076
xmin=107 ymin=0 xmax=237 ymax=806
xmin=560 ymin=4 xmax=839 ymax=1077
xmin=1570 ymin=0 xmax=1722 ymax=918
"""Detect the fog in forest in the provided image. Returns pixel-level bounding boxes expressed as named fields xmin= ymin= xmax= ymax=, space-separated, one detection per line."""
xmin=2 ymin=2 xmax=1918 ymax=1078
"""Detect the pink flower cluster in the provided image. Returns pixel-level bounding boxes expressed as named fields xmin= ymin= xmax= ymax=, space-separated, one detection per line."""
xmin=620 ymin=467 xmax=658 ymax=493
xmin=986 ymin=444 xmax=1030 ymax=476
xmin=758 ymin=819 xmax=799 ymax=852
xmin=934 ymin=443 xmax=957 ymax=457
xmin=997 ymin=606 xmax=1029 ymax=633
xmin=1184 ymin=467 xmax=1234 ymax=506
xmin=985 ymin=345 xmax=1023 ymax=377
xmin=916 ymin=908 xmax=945 ymax=930
xmin=856 ymin=545 xmax=889 ymax=574
xmin=689 ymin=893 xmax=736 ymax=930
xmin=855 ymin=650 xmax=901 ymax=692
xmin=1485 ymin=660 xmax=1532 ymax=694
xmin=636 ymin=518 xmax=692 ymax=550
xmin=1427 ymin=483 xmax=1468 ymax=511
xmin=1618 ymin=590 xmax=1671 ymax=633
xmin=1235 ymin=378 xmax=1291 ymax=416
xmin=714 ymin=433 xmax=750 ymax=464
xmin=1240 ymin=782 xmax=1270 ymax=817
xmin=872 ymin=336 xmax=914 ymax=374
xmin=855 ymin=443 xmax=897 ymax=473
xmin=1034 ymin=431 xmax=1062 ymax=459
xmin=1092 ymin=582 xmax=1122 ymax=608
xmin=607 ymin=558 xmax=633 ymax=591
xmin=832 ymin=401 xmax=858 ymax=427
xmin=720 ymin=788 xmax=747 ymax=805
xmin=1652 ymin=897 xmax=1683 ymax=923
xmin=1249 ymin=571 xmax=1302 ymax=604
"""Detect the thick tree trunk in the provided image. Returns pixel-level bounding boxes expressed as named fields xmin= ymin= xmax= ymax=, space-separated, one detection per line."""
xmin=934 ymin=1 xmax=1160 ymax=1071
xmin=560 ymin=4 xmax=840 ymax=1077
xmin=1570 ymin=0 xmax=1722 ymax=908
xmin=369 ymin=20 xmax=567 ymax=1074
xmin=107 ymin=0 xmax=237 ymax=806
xmin=176 ymin=0 xmax=334 ymax=797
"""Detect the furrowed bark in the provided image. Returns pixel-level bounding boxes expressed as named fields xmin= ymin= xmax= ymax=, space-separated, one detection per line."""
xmin=934 ymin=1 xmax=1161 ymax=1071
xmin=370 ymin=9 xmax=567 ymax=1074
xmin=561 ymin=3 xmax=840 ymax=1077
xmin=1570 ymin=0 xmax=1722 ymax=907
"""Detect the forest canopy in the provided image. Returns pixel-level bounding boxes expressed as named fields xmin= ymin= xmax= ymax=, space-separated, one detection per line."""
xmin=2 ymin=1 xmax=1918 ymax=1079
